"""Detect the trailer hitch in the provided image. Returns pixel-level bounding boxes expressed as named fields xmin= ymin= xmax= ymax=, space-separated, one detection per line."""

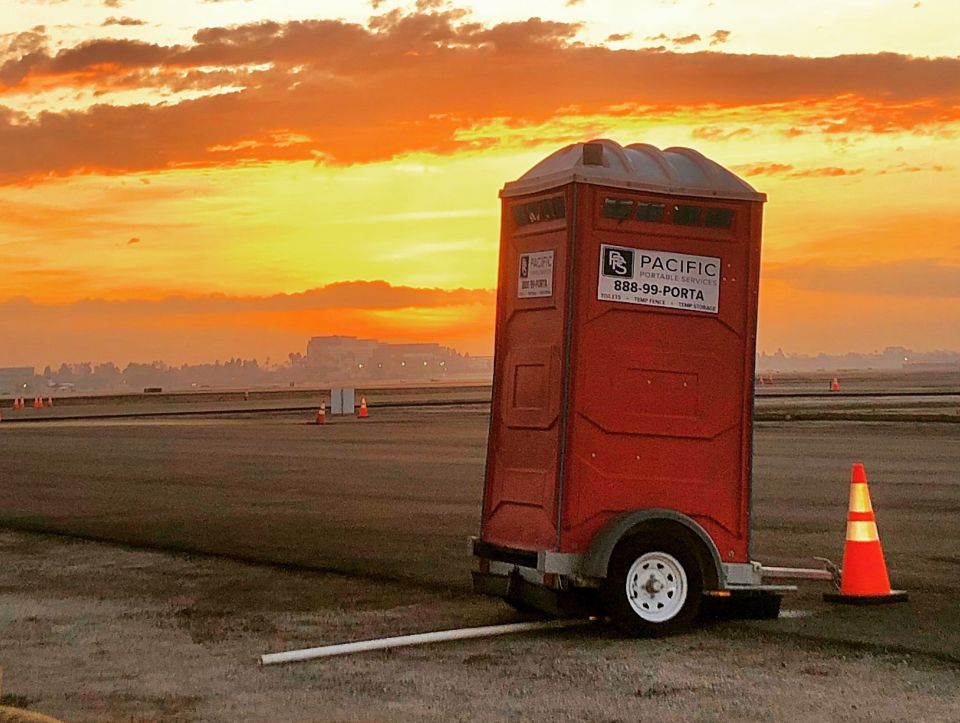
xmin=813 ymin=557 xmax=842 ymax=590
xmin=760 ymin=558 xmax=841 ymax=590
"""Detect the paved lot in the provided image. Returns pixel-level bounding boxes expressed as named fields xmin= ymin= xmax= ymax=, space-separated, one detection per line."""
xmin=1 ymin=407 xmax=957 ymax=643
xmin=0 ymin=394 xmax=958 ymax=720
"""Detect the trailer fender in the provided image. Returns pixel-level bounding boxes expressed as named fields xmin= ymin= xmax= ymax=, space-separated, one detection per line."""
xmin=579 ymin=509 xmax=722 ymax=588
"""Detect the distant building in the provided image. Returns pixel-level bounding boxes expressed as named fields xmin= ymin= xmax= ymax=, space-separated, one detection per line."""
xmin=306 ymin=336 xmax=379 ymax=374
xmin=371 ymin=342 xmax=458 ymax=379
xmin=304 ymin=336 xmax=491 ymax=380
xmin=461 ymin=355 xmax=494 ymax=375
xmin=0 ymin=366 xmax=34 ymax=394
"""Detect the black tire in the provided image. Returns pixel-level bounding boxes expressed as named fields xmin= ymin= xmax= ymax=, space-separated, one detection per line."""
xmin=602 ymin=533 xmax=704 ymax=637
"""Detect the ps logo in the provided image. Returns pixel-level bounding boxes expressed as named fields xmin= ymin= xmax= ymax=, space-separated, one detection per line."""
xmin=602 ymin=246 xmax=634 ymax=277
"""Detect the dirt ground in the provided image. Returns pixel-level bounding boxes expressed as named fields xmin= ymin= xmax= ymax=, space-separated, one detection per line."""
xmin=2 ymin=530 xmax=959 ymax=722
xmin=1 ymin=380 xmax=959 ymax=721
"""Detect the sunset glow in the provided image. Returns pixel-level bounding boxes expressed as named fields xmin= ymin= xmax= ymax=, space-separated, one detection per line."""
xmin=2 ymin=0 xmax=959 ymax=366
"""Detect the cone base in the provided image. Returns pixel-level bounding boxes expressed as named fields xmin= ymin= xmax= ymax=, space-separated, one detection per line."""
xmin=823 ymin=590 xmax=908 ymax=605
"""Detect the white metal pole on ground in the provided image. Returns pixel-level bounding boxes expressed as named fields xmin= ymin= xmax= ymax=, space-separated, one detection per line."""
xmin=259 ymin=618 xmax=594 ymax=666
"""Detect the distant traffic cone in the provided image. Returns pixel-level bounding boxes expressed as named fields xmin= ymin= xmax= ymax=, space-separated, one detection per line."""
xmin=824 ymin=463 xmax=908 ymax=604
xmin=358 ymin=396 xmax=369 ymax=418
xmin=12 ymin=397 xmax=18 ymax=410
xmin=32 ymin=396 xmax=39 ymax=409
xmin=47 ymin=397 xmax=53 ymax=407
xmin=316 ymin=401 xmax=326 ymax=425
xmin=37 ymin=396 xmax=44 ymax=408
xmin=830 ymin=377 xmax=840 ymax=392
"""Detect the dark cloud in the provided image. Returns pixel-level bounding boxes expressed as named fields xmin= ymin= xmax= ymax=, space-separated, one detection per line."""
xmin=788 ymin=166 xmax=864 ymax=178
xmin=1 ymin=28 xmax=48 ymax=62
xmin=0 ymin=280 xmax=493 ymax=315
xmin=0 ymin=280 xmax=496 ymax=364
xmin=646 ymin=32 xmax=701 ymax=46
xmin=878 ymin=161 xmax=951 ymax=174
xmin=731 ymin=163 xmax=866 ymax=179
xmin=691 ymin=125 xmax=752 ymax=141
xmin=1 ymin=10 xmax=959 ymax=183
xmin=709 ymin=29 xmax=731 ymax=46
xmin=731 ymin=163 xmax=794 ymax=177
xmin=101 ymin=17 xmax=147 ymax=27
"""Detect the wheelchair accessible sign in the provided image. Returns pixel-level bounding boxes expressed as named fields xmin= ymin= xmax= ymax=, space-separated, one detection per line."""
xmin=598 ymin=244 xmax=720 ymax=314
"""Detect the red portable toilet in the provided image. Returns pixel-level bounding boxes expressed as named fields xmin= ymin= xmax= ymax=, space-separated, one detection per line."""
xmin=472 ymin=139 xmax=786 ymax=634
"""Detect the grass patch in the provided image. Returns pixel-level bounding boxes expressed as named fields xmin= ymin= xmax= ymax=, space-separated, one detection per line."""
xmin=1 ymin=692 xmax=35 ymax=708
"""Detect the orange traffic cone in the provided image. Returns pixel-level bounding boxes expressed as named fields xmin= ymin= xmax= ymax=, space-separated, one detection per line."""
xmin=824 ymin=463 xmax=908 ymax=604
xmin=47 ymin=397 xmax=53 ymax=407
xmin=358 ymin=396 xmax=369 ymax=418
xmin=830 ymin=377 xmax=840 ymax=392
xmin=316 ymin=402 xmax=326 ymax=425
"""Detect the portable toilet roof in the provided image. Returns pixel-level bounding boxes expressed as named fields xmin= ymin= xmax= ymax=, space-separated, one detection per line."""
xmin=500 ymin=138 xmax=765 ymax=203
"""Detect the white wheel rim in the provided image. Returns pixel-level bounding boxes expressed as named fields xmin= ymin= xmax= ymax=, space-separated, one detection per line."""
xmin=625 ymin=551 xmax=688 ymax=622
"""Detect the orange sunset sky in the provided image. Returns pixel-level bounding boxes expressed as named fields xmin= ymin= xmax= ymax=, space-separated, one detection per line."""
xmin=2 ymin=0 xmax=959 ymax=367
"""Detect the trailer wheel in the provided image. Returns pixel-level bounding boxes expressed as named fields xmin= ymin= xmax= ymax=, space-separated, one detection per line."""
xmin=603 ymin=534 xmax=703 ymax=636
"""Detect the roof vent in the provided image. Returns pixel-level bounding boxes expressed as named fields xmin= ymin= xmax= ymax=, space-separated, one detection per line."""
xmin=582 ymin=142 xmax=604 ymax=166
xmin=501 ymin=139 xmax=766 ymax=202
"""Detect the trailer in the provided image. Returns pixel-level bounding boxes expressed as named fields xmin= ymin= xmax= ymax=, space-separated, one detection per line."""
xmin=472 ymin=139 xmax=798 ymax=635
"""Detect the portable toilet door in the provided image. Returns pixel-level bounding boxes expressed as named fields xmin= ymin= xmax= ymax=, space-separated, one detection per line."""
xmin=475 ymin=139 xmax=768 ymax=634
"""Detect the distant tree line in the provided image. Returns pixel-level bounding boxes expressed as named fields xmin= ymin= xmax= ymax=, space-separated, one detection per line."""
xmin=41 ymin=358 xmax=279 ymax=392
xmin=757 ymin=346 xmax=960 ymax=372
xmin=34 ymin=350 xmax=491 ymax=393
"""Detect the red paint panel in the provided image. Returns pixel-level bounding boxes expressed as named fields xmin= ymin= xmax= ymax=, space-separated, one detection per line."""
xmin=480 ymin=193 xmax=569 ymax=550
xmin=481 ymin=182 xmax=763 ymax=564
